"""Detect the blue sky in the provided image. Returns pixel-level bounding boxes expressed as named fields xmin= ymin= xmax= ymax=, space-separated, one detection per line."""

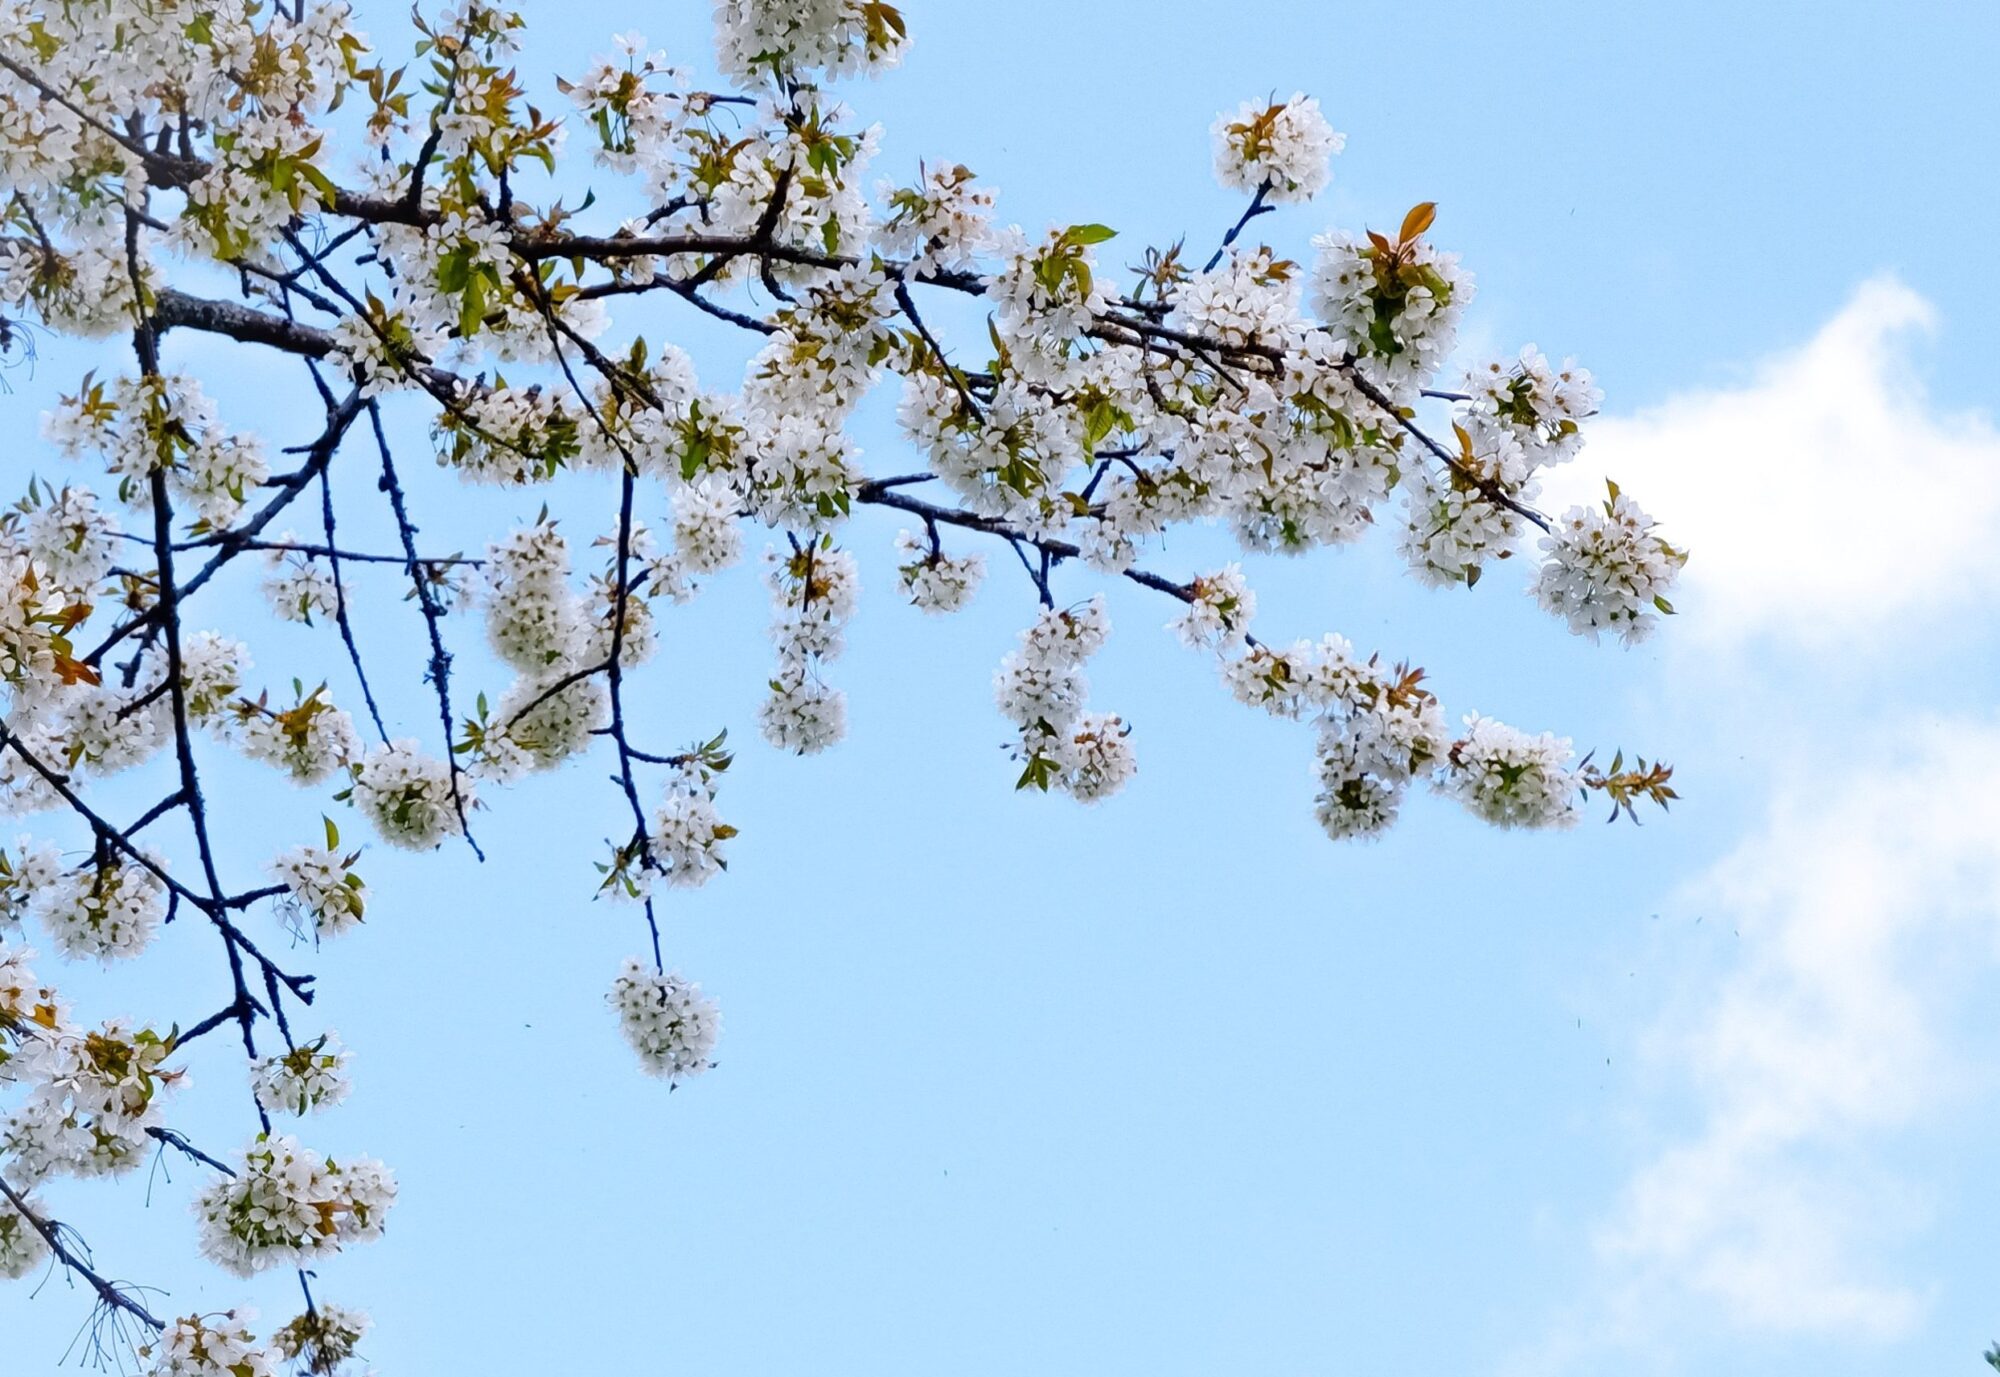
xmin=7 ymin=3 xmax=2000 ymax=1374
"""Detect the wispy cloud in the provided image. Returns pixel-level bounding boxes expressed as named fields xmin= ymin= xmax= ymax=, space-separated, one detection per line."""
xmin=1594 ymin=722 xmax=2000 ymax=1339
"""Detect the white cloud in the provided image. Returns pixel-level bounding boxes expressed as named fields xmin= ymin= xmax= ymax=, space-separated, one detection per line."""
xmin=1586 ymin=720 xmax=2000 ymax=1345
xmin=1513 ymin=283 xmax=2000 ymax=1371
xmin=1540 ymin=277 xmax=2000 ymax=648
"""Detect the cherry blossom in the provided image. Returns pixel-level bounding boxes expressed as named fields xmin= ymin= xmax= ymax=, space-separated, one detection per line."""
xmin=0 ymin=0 xmax=1686 ymax=1360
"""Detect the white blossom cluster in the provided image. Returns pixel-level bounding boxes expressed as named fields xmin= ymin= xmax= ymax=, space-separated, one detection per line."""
xmin=1310 ymin=229 xmax=1473 ymax=405
xmin=571 ymin=345 xmax=708 ymax=478
xmin=249 ymin=1034 xmax=352 ymax=1117
xmin=1396 ymin=465 xmax=1522 ymax=590
xmin=1 ymin=963 xmax=182 ymax=1188
xmin=0 ymin=613 xmax=368 ymax=804
xmin=175 ymin=112 xmax=333 ymax=260
xmin=44 ymin=373 xmax=270 ymax=527
xmin=1211 ymin=94 xmax=1344 ymax=203
xmin=894 ymin=531 xmax=984 ymax=613
xmin=728 ymin=273 xmax=887 ymax=550
xmin=1535 ymin=484 xmax=1687 ymax=644
xmin=328 ymin=308 xmax=442 ymax=398
xmin=589 ymin=547 xmax=660 ymax=665
xmin=875 ymin=162 xmax=996 ymax=272
xmin=1462 ymin=345 xmax=1603 ymax=469
xmin=38 ymin=858 xmax=166 ymax=963
xmin=712 ymin=0 xmax=910 ymax=86
xmin=749 ymin=264 xmax=901 ymax=421
xmin=41 ymin=680 xmax=158 ymax=779
xmin=564 ymin=32 xmax=694 ymax=184
xmin=995 ymin=599 xmax=1135 ymax=802
xmin=232 ymin=686 xmax=364 ymax=786
xmin=192 ymin=1134 xmax=397 ymax=1276
xmin=671 ymin=478 xmax=747 ymax=579
xmin=0 ymin=938 xmax=49 ymax=1028
xmin=1171 ymin=246 xmax=1307 ymax=350
xmin=8 ymin=483 xmax=117 ymax=594
xmin=691 ymin=88 xmax=883 ymax=284
xmin=347 ymin=739 xmax=471 ymax=850
xmin=1179 ymin=624 xmax=1588 ymax=839
xmin=0 ymin=720 xmax=68 ymax=819
xmin=1386 ymin=345 xmax=1615 ymax=590
xmin=1438 ymin=715 xmax=1582 ymax=829
xmin=483 ymin=521 xmax=583 ymax=672
xmin=1 ymin=622 xmax=267 ymax=797
xmin=647 ymin=764 xmax=734 ymax=892
xmin=486 ymin=672 xmax=612 ymax=779
xmin=609 ymin=957 xmax=721 ymax=1081
xmin=434 ymin=382 xmax=583 ymax=486
xmin=133 ymin=1299 xmax=366 ymax=1377
xmin=0 ymin=554 xmax=71 ymax=715
xmin=1198 ymin=633 xmax=1447 ymax=838
xmin=270 ymin=842 xmax=368 ymax=940
xmin=0 ymin=218 xmax=151 ymax=339
xmin=262 ymin=538 xmax=339 ymax=625
xmin=1170 ymin=565 xmax=1257 ymax=650
xmin=459 ymin=518 xmax=632 ymax=780
xmin=0 ymin=1188 xmax=49 ymax=1279
xmin=163 ymin=632 xmax=255 ymax=726
xmin=987 ymin=224 xmax=1115 ymax=352
xmin=759 ymin=542 xmax=856 ymax=755
xmin=141 ymin=1310 xmax=280 ymax=1377
xmin=273 ymin=1303 xmax=372 ymax=1375
xmin=0 ymin=842 xmax=57 ymax=937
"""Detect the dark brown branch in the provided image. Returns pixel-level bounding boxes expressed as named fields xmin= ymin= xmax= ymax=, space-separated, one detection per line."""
xmin=146 ymin=1127 xmax=236 ymax=1177
xmin=319 ymin=469 xmax=390 ymax=743
xmin=1205 ymin=181 xmax=1274 ymax=273
xmin=368 ymin=403 xmax=484 ymax=860
xmin=0 ymin=1175 xmax=164 ymax=1333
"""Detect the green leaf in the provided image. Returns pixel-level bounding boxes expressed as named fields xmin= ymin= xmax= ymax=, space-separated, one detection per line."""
xmin=1066 ymin=223 xmax=1117 ymax=245
xmin=435 ymin=247 xmax=471 ymax=294
xmin=458 ymin=275 xmax=487 ymax=339
xmin=297 ymin=162 xmax=339 ymax=207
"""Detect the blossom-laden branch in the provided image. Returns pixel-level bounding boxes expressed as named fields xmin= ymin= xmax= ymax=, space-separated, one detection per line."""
xmin=0 ymin=0 xmax=1684 ymax=1369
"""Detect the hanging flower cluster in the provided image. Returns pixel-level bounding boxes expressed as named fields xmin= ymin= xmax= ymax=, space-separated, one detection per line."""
xmin=249 ymin=1034 xmax=353 ymax=1117
xmin=895 ymin=530 xmax=984 ymax=613
xmin=1535 ymin=481 xmax=1688 ymax=644
xmin=0 ymin=1186 xmax=49 ymax=1278
xmin=192 ymin=1134 xmax=397 ymax=1277
xmin=759 ymin=539 xmax=857 ymax=754
xmin=270 ymin=836 xmax=368 ymax=940
xmin=263 ymin=540 xmax=340 ymax=625
xmin=136 ymin=1302 xmax=372 ymax=1377
xmin=609 ymin=958 xmax=721 ymax=1082
xmin=45 ymin=373 xmax=270 ymax=527
xmin=344 ymin=739 xmax=470 ymax=850
xmin=140 ymin=1309 xmax=281 ymax=1377
xmin=273 ymin=1303 xmax=372 ymax=1375
xmin=995 ymin=599 xmax=1136 ymax=803
xmin=38 ymin=858 xmax=166 ymax=964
